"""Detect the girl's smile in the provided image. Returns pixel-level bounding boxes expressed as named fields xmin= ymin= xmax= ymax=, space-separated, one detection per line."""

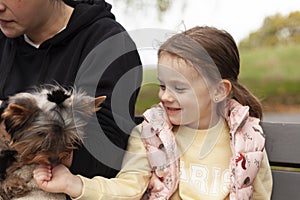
xmin=165 ymin=106 xmax=182 ymax=116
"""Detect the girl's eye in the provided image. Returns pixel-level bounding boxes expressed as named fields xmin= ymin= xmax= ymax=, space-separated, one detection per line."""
xmin=175 ymin=86 xmax=185 ymax=91
xmin=159 ymin=85 xmax=166 ymax=90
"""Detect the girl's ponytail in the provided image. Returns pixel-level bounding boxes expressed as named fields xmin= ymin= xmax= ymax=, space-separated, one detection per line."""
xmin=231 ymin=81 xmax=262 ymax=119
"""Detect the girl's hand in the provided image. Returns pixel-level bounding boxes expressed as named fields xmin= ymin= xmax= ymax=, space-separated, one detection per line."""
xmin=33 ymin=164 xmax=83 ymax=198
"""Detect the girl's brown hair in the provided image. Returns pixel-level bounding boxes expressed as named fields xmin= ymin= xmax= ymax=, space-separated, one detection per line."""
xmin=158 ymin=26 xmax=262 ymax=119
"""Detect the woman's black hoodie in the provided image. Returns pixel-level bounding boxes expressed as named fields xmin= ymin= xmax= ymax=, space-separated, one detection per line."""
xmin=0 ymin=0 xmax=142 ymax=179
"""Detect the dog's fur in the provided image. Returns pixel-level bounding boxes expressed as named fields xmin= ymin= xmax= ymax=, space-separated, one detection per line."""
xmin=0 ymin=85 xmax=105 ymax=200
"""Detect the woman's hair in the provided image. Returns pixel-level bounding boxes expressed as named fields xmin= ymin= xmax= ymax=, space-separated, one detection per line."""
xmin=158 ymin=26 xmax=262 ymax=119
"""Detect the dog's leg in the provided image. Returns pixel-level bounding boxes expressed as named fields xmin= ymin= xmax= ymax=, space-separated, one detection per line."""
xmin=2 ymin=174 xmax=30 ymax=199
xmin=2 ymin=163 xmax=32 ymax=199
xmin=0 ymin=186 xmax=10 ymax=200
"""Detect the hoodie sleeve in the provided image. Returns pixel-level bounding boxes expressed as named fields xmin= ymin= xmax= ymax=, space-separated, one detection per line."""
xmin=70 ymin=17 xmax=142 ymax=179
xmin=71 ymin=125 xmax=151 ymax=200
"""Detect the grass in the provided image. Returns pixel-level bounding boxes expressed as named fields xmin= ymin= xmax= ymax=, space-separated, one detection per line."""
xmin=271 ymin=166 xmax=300 ymax=172
xmin=135 ymin=44 xmax=300 ymax=115
xmin=135 ymin=69 xmax=159 ymax=115
xmin=239 ymin=44 xmax=300 ymax=111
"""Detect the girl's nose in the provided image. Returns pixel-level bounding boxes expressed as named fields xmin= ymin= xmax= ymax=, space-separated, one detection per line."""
xmin=160 ymin=89 xmax=175 ymax=102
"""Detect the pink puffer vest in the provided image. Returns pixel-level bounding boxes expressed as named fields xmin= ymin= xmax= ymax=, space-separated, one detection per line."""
xmin=141 ymin=99 xmax=265 ymax=200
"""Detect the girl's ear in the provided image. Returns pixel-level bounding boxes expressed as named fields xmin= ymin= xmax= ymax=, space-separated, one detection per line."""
xmin=213 ymin=79 xmax=232 ymax=103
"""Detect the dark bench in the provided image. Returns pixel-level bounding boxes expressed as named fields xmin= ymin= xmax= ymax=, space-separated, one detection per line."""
xmin=263 ymin=122 xmax=300 ymax=200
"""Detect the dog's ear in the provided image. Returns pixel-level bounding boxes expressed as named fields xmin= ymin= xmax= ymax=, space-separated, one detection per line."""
xmin=2 ymin=104 xmax=30 ymax=120
xmin=71 ymin=94 xmax=106 ymax=118
xmin=1 ymin=104 xmax=36 ymax=128
xmin=94 ymin=96 xmax=106 ymax=112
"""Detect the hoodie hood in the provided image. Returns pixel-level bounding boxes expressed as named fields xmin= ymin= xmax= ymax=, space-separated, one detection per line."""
xmin=40 ymin=0 xmax=115 ymax=48
xmin=11 ymin=0 xmax=115 ymax=48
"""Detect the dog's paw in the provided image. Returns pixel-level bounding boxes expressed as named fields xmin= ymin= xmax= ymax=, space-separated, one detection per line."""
xmin=3 ymin=176 xmax=30 ymax=198
xmin=0 ymin=189 xmax=10 ymax=200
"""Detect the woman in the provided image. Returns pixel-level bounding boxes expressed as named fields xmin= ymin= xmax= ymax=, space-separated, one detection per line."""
xmin=0 ymin=0 xmax=142 ymax=184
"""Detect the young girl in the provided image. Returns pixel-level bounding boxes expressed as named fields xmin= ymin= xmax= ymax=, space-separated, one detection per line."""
xmin=33 ymin=26 xmax=273 ymax=199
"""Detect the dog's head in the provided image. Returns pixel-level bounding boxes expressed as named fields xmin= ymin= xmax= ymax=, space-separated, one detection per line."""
xmin=1 ymin=85 xmax=105 ymax=165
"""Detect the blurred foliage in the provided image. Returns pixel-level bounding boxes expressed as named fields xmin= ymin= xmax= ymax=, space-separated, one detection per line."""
xmin=239 ymin=11 xmax=300 ymax=49
xmin=131 ymin=9 xmax=300 ymax=114
xmin=239 ymin=44 xmax=300 ymax=112
xmin=112 ymin=0 xmax=171 ymax=12
xmin=135 ymin=69 xmax=159 ymax=114
xmin=112 ymin=0 xmax=186 ymax=21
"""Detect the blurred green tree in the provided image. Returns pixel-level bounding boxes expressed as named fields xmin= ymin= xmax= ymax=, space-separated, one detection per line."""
xmin=239 ymin=11 xmax=300 ymax=49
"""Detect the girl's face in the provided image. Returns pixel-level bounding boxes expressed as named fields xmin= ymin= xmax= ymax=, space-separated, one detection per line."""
xmin=158 ymin=53 xmax=220 ymax=130
xmin=0 ymin=0 xmax=53 ymax=38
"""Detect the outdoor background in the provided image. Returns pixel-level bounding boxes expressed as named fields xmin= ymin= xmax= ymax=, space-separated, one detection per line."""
xmin=107 ymin=0 xmax=300 ymax=123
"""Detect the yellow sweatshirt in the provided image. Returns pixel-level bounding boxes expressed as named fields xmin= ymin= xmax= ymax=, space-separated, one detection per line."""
xmin=74 ymin=119 xmax=272 ymax=200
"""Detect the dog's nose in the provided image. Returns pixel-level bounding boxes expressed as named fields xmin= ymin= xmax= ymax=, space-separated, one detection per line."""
xmin=48 ymin=156 xmax=59 ymax=164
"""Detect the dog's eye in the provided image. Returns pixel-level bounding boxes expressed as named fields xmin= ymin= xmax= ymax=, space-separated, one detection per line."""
xmin=37 ymin=131 xmax=47 ymax=136
xmin=61 ymin=154 xmax=70 ymax=161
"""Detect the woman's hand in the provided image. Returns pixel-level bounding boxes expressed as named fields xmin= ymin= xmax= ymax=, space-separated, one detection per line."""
xmin=33 ymin=164 xmax=83 ymax=198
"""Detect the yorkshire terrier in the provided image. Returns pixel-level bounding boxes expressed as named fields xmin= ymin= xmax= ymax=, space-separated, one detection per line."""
xmin=0 ymin=84 xmax=105 ymax=200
